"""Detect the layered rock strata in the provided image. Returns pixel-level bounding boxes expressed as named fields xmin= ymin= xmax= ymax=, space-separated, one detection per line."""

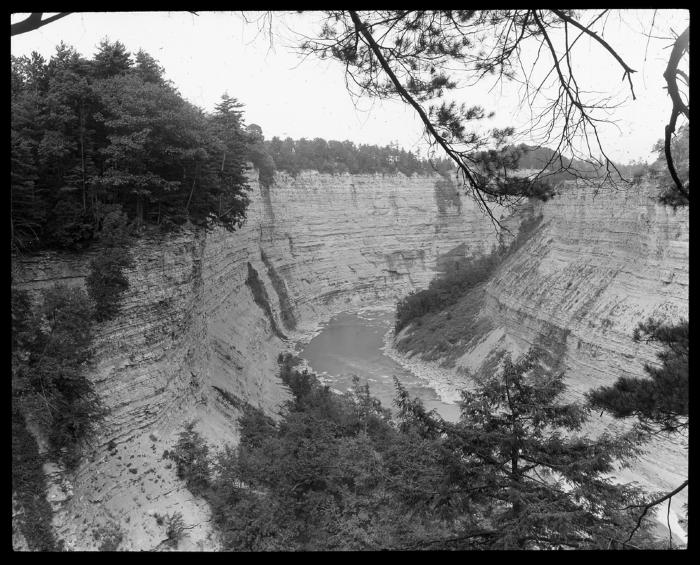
xmin=12 ymin=170 xmax=503 ymax=550
xmin=393 ymin=179 xmax=689 ymax=532
xmin=12 ymin=169 xmax=688 ymax=549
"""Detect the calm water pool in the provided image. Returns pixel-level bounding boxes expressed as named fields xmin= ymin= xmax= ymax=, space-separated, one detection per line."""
xmin=298 ymin=308 xmax=460 ymax=422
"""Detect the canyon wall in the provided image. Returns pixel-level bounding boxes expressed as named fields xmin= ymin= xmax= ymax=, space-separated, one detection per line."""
xmin=13 ymin=169 xmax=504 ymax=551
xmin=394 ymin=178 xmax=689 ymax=528
xmin=13 ymin=170 xmax=688 ymax=549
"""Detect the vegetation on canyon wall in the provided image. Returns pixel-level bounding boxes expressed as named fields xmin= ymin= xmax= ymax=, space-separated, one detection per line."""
xmin=166 ymin=352 xmax=664 ymax=550
xmin=395 ymin=212 xmax=542 ymax=333
xmin=245 ymin=262 xmax=287 ymax=340
xmin=11 ymin=284 xmax=103 ymax=549
xmin=11 ymin=211 xmax=139 ymax=548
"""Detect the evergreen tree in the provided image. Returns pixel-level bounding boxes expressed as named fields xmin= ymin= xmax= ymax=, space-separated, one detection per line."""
xmin=587 ymin=318 xmax=688 ymax=433
xmin=92 ymin=39 xmax=132 ymax=78
xmin=428 ymin=348 xmax=649 ymax=549
xmin=182 ymin=351 xmax=657 ymax=550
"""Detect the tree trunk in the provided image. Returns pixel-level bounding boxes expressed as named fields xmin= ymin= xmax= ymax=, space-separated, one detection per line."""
xmin=136 ymin=195 xmax=143 ymax=228
xmin=185 ymin=167 xmax=197 ymax=213
xmin=80 ymin=102 xmax=86 ymax=213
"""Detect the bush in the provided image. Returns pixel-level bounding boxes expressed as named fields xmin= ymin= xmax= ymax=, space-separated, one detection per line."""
xmin=17 ymin=284 xmax=104 ymax=469
xmin=93 ymin=521 xmax=124 ymax=551
xmin=164 ymin=512 xmax=186 ymax=547
xmin=12 ymin=404 xmax=60 ymax=551
xmin=165 ymin=422 xmax=211 ymax=496
xmin=395 ymin=213 xmax=542 ymax=332
xmin=12 ymin=283 xmax=103 ymax=547
xmin=85 ymin=205 xmax=134 ymax=322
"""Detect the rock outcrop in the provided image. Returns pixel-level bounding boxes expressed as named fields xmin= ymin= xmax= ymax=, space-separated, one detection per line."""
xmin=392 ymin=178 xmax=689 ymax=534
xmin=12 ymin=169 xmax=503 ymax=550
xmin=12 ymin=169 xmax=688 ymax=549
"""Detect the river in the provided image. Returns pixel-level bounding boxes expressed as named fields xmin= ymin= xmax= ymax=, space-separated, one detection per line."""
xmin=297 ymin=307 xmax=461 ymax=422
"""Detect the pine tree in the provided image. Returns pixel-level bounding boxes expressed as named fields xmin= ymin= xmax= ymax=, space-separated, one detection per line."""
xmin=587 ymin=318 xmax=688 ymax=433
xmin=399 ymin=348 xmax=654 ymax=549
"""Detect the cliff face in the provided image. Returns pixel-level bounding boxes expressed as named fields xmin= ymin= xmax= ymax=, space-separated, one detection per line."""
xmin=13 ymin=170 xmax=503 ymax=551
xmin=13 ymin=171 xmax=688 ymax=549
xmin=394 ymin=178 xmax=689 ymax=527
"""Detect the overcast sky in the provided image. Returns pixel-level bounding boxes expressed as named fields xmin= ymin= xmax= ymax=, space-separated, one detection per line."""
xmin=11 ymin=10 xmax=689 ymax=164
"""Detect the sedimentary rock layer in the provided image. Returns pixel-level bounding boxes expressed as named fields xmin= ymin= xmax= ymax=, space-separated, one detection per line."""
xmin=396 ymin=179 xmax=689 ymax=528
xmin=13 ymin=169 xmax=499 ymax=550
xmin=12 ymin=169 xmax=688 ymax=549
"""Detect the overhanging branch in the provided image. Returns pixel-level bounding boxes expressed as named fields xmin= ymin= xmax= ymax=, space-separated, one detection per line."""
xmin=11 ymin=12 xmax=71 ymax=36
xmin=662 ymin=26 xmax=690 ymax=201
xmin=347 ymin=10 xmax=503 ymax=228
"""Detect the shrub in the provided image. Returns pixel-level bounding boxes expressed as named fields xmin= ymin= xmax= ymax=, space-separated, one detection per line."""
xmin=85 ymin=205 xmax=134 ymax=322
xmin=12 ymin=404 xmax=60 ymax=551
xmin=395 ymin=213 xmax=542 ymax=332
xmin=245 ymin=262 xmax=285 ymax=339
xmin=18 ymin=284 xmax=104 ymax=469
xmin=153 ymin=512 xmax=186 ymax=547
xmin=93 ymin=521 xmax=124 ymax=551
xmin=165 ymin=422 xmax=211 ymax=496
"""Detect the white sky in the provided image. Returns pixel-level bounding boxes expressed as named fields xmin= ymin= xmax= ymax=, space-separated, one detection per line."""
xmin=11 ymin=10 xmax=689 ymax=164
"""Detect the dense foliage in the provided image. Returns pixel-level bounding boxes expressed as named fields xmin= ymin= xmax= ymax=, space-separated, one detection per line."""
xmin=587 ymin=318 xmax=688 ymax=433
xmin=11 ymin=40 xmax=257 ymax=253
xmin=84 ymin=204 xmax=134 ymax=321
xmin=12 ymin=285 xmax=104 ymax=470
xmin=395 ymin=213 xmax=542 ymax=332
xmin=651 ymin=124 xmax=689 ymax=207
xmin=12 ymin=403 xmax=61 ymax=551
xmin=264 ymin=136 xmax=456 ymax=177
xmin=166 ymin=352 xmax=660 ymax=550
xmin=165 ymin=421 xmax=212 ymax=497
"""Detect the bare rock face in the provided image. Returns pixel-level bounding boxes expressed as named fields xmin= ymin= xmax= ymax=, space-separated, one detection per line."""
xmin=486 ymin=180 xmax=689 ymax=529
xmin=13 ymin=169 xmax=503 ymax=550
xmin=395 ymin=178 xmax=689 ymax=532
xmin=12 ymin=168 xmax=688 ymax=548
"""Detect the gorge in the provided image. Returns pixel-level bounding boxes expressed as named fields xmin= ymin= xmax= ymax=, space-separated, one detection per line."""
xmin=12 ymin=168 xmax=688 ymax=550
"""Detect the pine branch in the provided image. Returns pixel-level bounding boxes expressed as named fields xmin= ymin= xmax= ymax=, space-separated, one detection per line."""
xmin=623 ymin=479 xmax=688 ymax=543
xmin=11 ymin=13 xmax=72 ymax=36
xmin=661 ymin=26 xmax=690 ymax=200
xmin=550 ymin=9 xmax=637 ymax=99
xmin=347 ymin=10 xmax=503 ymax=230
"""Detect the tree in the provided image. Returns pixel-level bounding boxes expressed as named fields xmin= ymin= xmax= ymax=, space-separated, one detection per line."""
xmin=586 ymin=318 xmax=688 ymax=542
xmin=245 ymin=124 xmax=276 ymax=188
xmin=183 ymin=352 xmax=660 ymax=550
xmin=660 ymin=27 xmax=689 ymax=203
xmin=92 ymin=39 xmax=132 ymax=78
xmin=399 ymin=348 xmax=653 ymax=549
xmin=11 ymin=42 xmax=258 ymax=247
xmin=205 ymin=94 xmax=251 ymax=228
xmin=652 ymin=124 xmax=689 ymax=207
xmin=299 ymin=10 xmax=689 ymax=223
xmin=588 ymin=319 xmax=688 ymax=434
xmin=134 ymin=49 xmax=166 ymax=85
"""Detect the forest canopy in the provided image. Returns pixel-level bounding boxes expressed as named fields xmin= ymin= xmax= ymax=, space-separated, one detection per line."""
xmin=10 ymin=40 xmax=461 ymax=254
xmin=11 ymin=40 xmax=254 ymax=252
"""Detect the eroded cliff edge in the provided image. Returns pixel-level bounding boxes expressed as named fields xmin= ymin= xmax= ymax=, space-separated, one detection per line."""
xmin=391 ymin=178 xmax=689 ymax=534
xmin=13 ymin=169 xmax=503 ymax=550
xmin=13 ymin=170 xmax=688 ymax=549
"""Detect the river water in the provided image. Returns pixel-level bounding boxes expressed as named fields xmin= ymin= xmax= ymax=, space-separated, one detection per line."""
xmin=298 ymin=307 xmax=461 ymax=422
xmin=297 ymin=308 xmax=688 ymax=545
